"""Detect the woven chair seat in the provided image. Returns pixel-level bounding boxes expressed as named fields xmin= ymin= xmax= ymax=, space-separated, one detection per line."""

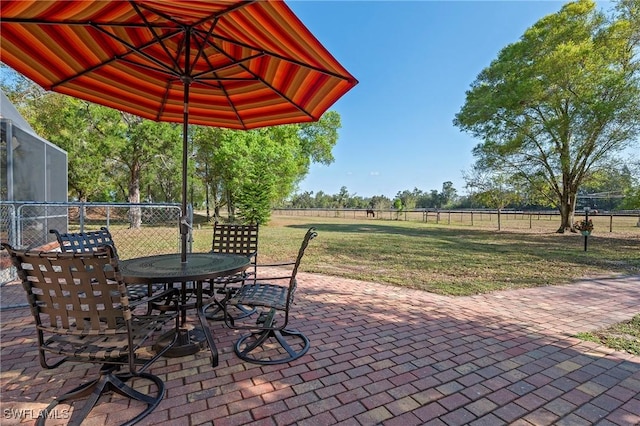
xmin=228 ymin=282 xmax=290 ymax=311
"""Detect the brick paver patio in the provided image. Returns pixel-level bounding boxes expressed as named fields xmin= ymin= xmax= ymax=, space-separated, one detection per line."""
xmin=1 ymin=272 xmax=639 ymax=425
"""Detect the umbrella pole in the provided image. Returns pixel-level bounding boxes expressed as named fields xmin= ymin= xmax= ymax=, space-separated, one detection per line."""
xmin=180 ymin=83 xmax=190 ymax=263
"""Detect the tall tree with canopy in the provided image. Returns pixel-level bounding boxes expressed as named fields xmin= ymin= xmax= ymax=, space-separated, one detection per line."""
xmin=454 ymin=0 xmax=640 ymax=232
xmin=191 ymin=111 xmax=341 ymax=223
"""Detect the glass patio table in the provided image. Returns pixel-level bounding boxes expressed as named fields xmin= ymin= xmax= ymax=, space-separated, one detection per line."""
xmin=119 ymin=252 xmax=250 ymax=367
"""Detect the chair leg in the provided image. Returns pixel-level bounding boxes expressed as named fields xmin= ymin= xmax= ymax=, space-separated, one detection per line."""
xmin=235 ymin=328 xmax=310 ymax=365
xmin=197 ymin=309 xmax=219 ymax=367
xmin=36 ymin=365 xmax=165 ymax=426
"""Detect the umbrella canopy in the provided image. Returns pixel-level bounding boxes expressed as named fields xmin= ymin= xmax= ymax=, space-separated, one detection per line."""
xmin=0 ymin=0 xmax=357 ymax=261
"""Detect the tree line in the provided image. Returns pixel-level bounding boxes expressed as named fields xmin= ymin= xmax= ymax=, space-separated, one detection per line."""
xmin=285 ymin=182 xmax=459 ymax=210
xmin=284 ymin=170 xmax=640 ymax=212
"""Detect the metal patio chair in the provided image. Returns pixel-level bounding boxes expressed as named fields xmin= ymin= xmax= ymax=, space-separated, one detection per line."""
xmin=202 ymin=222 xmax=259 ymax=321
xmin=223 ymin=227 xmax=316 ymax=365
xmin=1 ymin=243 xmax=180 ymax=426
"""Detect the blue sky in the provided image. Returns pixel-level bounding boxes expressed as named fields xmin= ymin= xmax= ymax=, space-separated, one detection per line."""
xmin=288 ymin=1 xmax=573 ymax=199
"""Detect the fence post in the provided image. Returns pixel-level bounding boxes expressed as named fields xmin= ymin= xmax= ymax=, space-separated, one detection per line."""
xmin=609 ymin=214 xmax=613 ymax=232
xmin=471 ymin=211 xmax=474 ymax=227
xmin=529 ymin=213 xmax=532 ymax=229
xmin=15 ymin=204 xmax=21 ymax=248
xmin=79 ymin=202 xmax=85 ymax=231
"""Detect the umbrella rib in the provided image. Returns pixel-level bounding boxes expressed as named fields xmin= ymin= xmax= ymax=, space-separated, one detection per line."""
xmin=189 ymin=18 xmax=220 ymax=80
xmin=157 ymin=80 xmax=172 ymax=121
xmin=191 ymin=51 xmax=264 ymax=81
xmin=250 ymin=75 xmax=315 ymax=120
xmin=204 ymin=32 xmax=354 ymax=82
xmin=48 ymin=24 xmax=182 ymax=89
xmin=217 ymin=80 xmax=246 ymax=129
xmin=190 ymin=22 xmax=248 ymax=129
xmin=221 ymin=56 xmax=315 ymax=121
xmin=186 ymin=32 xmax=248 ymax=128
xmin=0 ymin=17 xmax=170 ymax=28
xmin=129 ymin=1 xmax=183 ymax=74
xmin=115 ymin=56 xmax=182 ymax=79
xmin=193 ymin=38 xmax=315 ymax=120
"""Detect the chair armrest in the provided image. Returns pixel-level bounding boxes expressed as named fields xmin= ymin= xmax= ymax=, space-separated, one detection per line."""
xmin=256 ymin=261 xmax=296 ymax=268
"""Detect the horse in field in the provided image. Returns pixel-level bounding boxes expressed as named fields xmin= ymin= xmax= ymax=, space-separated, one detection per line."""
xmin=366 ymin=209 xmax=375 ymax=218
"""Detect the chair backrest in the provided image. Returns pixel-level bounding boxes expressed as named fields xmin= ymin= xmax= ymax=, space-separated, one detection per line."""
xmin=211 ymin=223 xmax=259 ymax=257
xmin=50 ymin=227 xmax=119 ymax=258
xmin=1 ymin=243 xmax=126 ymax=334
xmin=290 ymin=227 xmax=318 ymax=286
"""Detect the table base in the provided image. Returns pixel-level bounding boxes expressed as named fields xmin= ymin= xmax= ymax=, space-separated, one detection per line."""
xmin=153 ymin=326 xmax=208 ymax=357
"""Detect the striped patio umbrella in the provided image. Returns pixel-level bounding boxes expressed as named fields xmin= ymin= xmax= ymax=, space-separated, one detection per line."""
xmin=0 ymin=0 xmax=357 ymax=261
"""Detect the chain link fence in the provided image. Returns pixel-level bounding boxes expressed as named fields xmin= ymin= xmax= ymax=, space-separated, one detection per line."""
xmin=1 ymin=201 xmax=188 ymax=283
xmin=0 ymin=203 xmax=16 ymax=284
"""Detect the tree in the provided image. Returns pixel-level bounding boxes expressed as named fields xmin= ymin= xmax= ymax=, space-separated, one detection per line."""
xmin=370 ymin=195 xmax=391 ymax=210
xmin=235 ymin=167 xmax=274 ymax=224
xmin=392 ymin=198 xmax=404 ymax=220
xmin=619 ymin=159 xmax=640 ymax=209
xmin=464 ymin=166 xmax=524 ymax=230
xmin=395 ymin=188 xmax=419 ymax=210
xmin=454 ymin=0 xmax=640 ymax=232
xmin=579 ymin=162 xmax=635 ymax=210
xmin=440 ymin=181 xmax=458 ymax=208
xmin=335 ymin=186 xmax=350 ymax=208
xmin=288 ymin=191 xmax=315 ymax=208
xmin=192 ymin=112 xmax=342 ymax=219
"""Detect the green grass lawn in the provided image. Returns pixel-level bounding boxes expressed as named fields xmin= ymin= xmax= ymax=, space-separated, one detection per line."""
xmin=190 ymin=214 xmax=640 ymax=297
